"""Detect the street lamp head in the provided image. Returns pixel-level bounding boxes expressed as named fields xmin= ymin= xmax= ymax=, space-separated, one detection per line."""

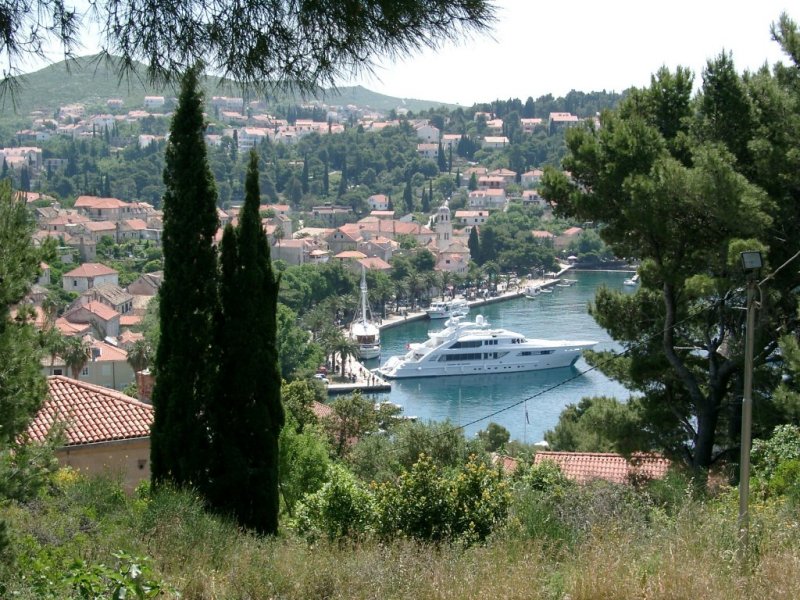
xmin=740 ymin=251 xmax=763 ymax=273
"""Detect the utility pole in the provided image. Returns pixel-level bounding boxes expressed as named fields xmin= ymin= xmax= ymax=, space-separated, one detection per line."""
xmin=738 ymin=251 xmax=762 ymax=557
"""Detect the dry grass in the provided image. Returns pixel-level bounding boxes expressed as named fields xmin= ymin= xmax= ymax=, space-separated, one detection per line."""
xmin=4 ymin=477 xmax=800 ymax=599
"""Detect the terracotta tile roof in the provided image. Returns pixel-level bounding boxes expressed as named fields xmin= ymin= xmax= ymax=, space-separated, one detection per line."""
xmin=118 ymin=330 xmax=144 ymax=347
xmin=65 ymin=300 xmax=120 ymax=322
xmin=74 ymin=195 xmax=129 ymax=209
xmin=82 ymin=221 xmax=117 ymax=232
xmin=27 ymin=376 xmax=153 ymax=446
xmin=335 ymin=250 xmax=367 ymax=259
xmin=533 ymin=451 xmax=671 ymax=485
xmin=120 ymin=314 xmax=142 ymax=327
xmin=532 ymin=230 xmax=555 ymax=238
xmin=86 ymin=338 xmax=128 ymax=362
xmin=120 ymin=218 xmax=148 ymax=230
xmin=54 ymin=317 xmax=92 ymax=336
xmin=358 ymin=256 xmax=392 ymax=270
xmin=64 ymin=263 xmax=118 ymax=278
xmin=312 ymin=401 xmax=333 ymax=419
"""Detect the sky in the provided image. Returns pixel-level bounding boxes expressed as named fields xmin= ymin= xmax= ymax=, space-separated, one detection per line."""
xmin=23 ymin=0 xmax=794 ymax=107
xmin=338 ymin=0 xmax=793 ymax=105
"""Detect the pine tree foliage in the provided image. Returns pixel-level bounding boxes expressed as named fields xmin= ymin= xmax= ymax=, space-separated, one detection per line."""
xmin=150 ymin=67 xmax=220 ymax=489
xmin=0 ymin=180 xmax=46 ymax=449
xmin=211 ymin=150 xmax=284 ymax=534
xmin=0 ymin=1 xmax=495 ymax=96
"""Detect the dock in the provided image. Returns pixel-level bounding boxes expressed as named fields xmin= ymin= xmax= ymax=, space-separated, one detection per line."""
xmin=325 ymin=265 xmax=573 ymax=396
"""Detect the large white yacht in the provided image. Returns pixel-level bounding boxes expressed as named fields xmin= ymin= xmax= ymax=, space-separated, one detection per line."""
xmin=426 ymin=298 xmax=470 ymax=319
xmin=349 ymin=268 xmax=381 ymax=359
xmin=376 ymin=315 xmax=597 ymax=379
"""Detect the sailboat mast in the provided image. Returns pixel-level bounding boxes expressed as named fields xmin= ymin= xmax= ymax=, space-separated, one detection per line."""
xmin=360 ymin=266 xmax=368 ymax=325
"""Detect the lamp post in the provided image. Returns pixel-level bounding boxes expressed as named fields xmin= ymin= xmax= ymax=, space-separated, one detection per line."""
xmin=739 ymin=250 xmax=762 ymax=555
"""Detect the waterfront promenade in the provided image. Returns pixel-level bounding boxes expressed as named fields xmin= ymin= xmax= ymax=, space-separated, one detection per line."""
xmin=326 ymin=266 xmax=572 ymax=395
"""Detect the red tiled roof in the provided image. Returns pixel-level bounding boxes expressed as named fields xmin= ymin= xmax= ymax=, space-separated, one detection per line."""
xmin=54 ymin=317 xmax=92 ymax=336
xmin=83 ymin=221 xmax=117 ymax=232
xmin=533 ymin=451 xmax=671 ymax=485
xmin=358 ymin=256 xmax=391 ymax=270
xmin=74 ymin=195 xmax=129 ymax=209
xmin=63 ymin=263 xmax=118 ymax=278
xmin=27 ymin=376 xmax=153 ymax=446
xmin=65 ymin=300 xmax=120 ymax=322
xmin=120 ymin=314 xmax=142 ymax=327
xmin=532 ymin=230 xmax=555 ymax=238
xmin=335 ymin=250 xmax=367 ymax=259
xmin=312 ymin=401 xmax=333 ymax=419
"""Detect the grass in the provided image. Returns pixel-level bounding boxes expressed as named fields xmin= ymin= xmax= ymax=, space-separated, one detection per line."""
xmin=2 ymin=473 xmax=800 ymax=599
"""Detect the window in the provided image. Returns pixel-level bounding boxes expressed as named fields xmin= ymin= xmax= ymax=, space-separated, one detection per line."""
xmin=81 ymin=366 xmax=89 ymax=376
xmin=53 ymin=368 xmax=63 ymax=375
xmin=73 ymin=280 xmax=77 ymax=287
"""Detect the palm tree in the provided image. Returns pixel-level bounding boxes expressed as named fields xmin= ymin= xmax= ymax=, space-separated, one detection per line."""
xmin=127 ymin=339 xmax=153 ymax=373
xmin=404 ymin=270 xmax=424 ymax=310
xmin=318 ymin=325 xmax=342 ymax=373
xmin=423 ymin=270 xmax=441 ymax=303
xmin=40 ymin=327 xmax=66 ymax=371
xmin=62 ymin=336 xmax=92 ymax=380
xmin=332 ymin=330 xmax=360 ymax=379
xmin=439 ymin=270 xmax=453 ymax=300
xmin=41 ymin=293 xmax=62 ymax=328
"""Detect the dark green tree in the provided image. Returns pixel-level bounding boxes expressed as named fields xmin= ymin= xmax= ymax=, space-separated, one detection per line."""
xmin=0 ymin=180 xmax=49 ymax=553
xmin=541 ymin=60 xmax=780 ymax=472
xmin=467 ymin=226 xmax=481 ymax=264
xmin=211 ymin=150 xmax=284 ymax=534
xmin=301 ymin=153 xmax=309 ymax=194
xmin=19 ymin=166 xmax=29 ymax=191
xmin=403 ymin=179 xmax=413 ymax=213
xmin=468 ymin=172 xmax=478 ymax=191
xmin=437 ymin=140 xmax=447 ymax=172
xmin=337 ymin=161 xmax=348 ymax=197
xmin=151 ymin=67 xmax=220 ymax=490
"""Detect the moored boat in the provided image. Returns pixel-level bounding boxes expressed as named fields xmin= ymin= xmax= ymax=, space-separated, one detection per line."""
xmin=349 ymin=267 xmax=381 ymax=359
xmin=426 ymin=298 xmax=470 ymax=319
xmin=623 ymin=273 xmax=640 ymax=286
xmin=376 ymin=315 xmax=597 ymax=379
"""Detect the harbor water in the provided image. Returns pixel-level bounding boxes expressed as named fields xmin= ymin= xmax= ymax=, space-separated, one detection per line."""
xmin=364 ymin=270 xmax=636 ymax=444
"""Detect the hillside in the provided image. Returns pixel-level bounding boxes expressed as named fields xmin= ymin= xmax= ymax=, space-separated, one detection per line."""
xmin=0 ymin=55 xmax=457 ymax=117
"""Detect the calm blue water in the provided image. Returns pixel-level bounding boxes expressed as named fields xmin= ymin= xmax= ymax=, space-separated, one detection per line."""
xmin=364 ymin=270 xmax=636 ymax=443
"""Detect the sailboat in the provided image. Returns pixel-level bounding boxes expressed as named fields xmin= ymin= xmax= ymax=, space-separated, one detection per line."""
xmin=349 ymin=267 xmax=381 ymax=359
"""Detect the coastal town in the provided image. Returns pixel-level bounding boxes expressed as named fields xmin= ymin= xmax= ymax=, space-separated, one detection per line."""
xmin=3 ymin=5 xmax=800 ymax=596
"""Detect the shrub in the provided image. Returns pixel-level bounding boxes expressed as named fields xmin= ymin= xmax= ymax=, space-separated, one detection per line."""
xmin=752 ymin=424 xmax=800 ymax=482
xmin=374 ymin=454 xmax=509 ymax=544
xmin=293 ymin=464 xmax=376 ymax=542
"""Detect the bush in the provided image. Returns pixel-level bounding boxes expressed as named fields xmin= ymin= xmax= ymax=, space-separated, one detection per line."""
xmin=374 ymin=454 xmax=509 ymax=544
xmin=293 ymin=464 xmax=376 ymax=542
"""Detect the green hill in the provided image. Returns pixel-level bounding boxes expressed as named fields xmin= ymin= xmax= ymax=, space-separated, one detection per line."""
xmin=0 ymin=55 xmax=457 ymax=117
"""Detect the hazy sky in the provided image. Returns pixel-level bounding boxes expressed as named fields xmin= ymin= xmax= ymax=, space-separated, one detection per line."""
xmin=339 ymin=0 xmax=793 ymax=105
xmin=24 ymin=0 xmax=794 ymax=107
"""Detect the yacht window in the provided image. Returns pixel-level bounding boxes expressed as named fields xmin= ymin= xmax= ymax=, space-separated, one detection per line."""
xmin=451 ymin=340 xmax=482 ymax=349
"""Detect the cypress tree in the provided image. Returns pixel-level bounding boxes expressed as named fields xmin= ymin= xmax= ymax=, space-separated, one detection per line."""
xmin=301 ymin=153 xmax=309 ymax=194
xmin=403 ymin=179 xmax=413 ymax=213
xmin=151 ymin=67 xmax=219 ymax=490
xmin=468 ymin=225 xmax=481 ymax=264
xmin=211 ymin=150 xmax=283 ymax=534
xmin=437 ymin=140 xmax=446 ymax=172
xmin=338 ymin=161 xmax=348 ymax=197
xmin=322 ymin=156 xmax=330 ymax=196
